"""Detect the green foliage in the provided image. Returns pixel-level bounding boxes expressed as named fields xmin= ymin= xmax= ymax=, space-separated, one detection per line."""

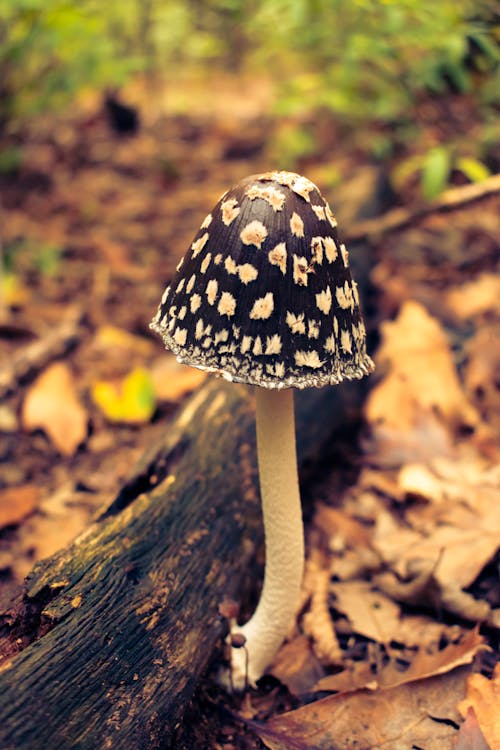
xmin=0 ymin=145 xmax=23 ymax=174
xmin=0 ymin=0 xmax=498 ymax=159
xmin=0 ymin=0 xmax=139 ymax=128
xmin=421 ymin=147 xmax=452 ymax=201
xmin=2 ymin=238 xmax=63 ymax=277
xmin=267 ymin=122 xmax=316 ymax=170
xmin=392 ymin=147 xmax=491 ymax=200
xmin=257 ymin=0 xmax=499 ymax=123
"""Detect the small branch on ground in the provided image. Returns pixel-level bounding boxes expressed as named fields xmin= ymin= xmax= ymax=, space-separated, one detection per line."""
xmin=347 ymin=174 xmax=500 ymax=242
xmin=0 ymin=308 xmax=84 ymax=398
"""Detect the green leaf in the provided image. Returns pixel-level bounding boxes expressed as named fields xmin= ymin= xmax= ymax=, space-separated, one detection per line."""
xmin=0 ymin=146 xmax=23 ymax=175
xmin=421 ymin=146 xmax=451 ymax=200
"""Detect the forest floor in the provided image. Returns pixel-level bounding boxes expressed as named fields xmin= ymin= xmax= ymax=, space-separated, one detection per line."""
xmin=0 ymin=78 xmax=499 ymax=749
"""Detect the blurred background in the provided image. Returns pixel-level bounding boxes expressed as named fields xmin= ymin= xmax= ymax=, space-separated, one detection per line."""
xmin=1 ymin=0 xmax=498 ymax=190
xmin=0 ymin=0 xmax=499 ymax=583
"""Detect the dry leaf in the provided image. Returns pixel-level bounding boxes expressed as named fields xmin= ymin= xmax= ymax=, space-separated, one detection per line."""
xmin=150 ymin=354 xmax=207 ymax=401
xmin=398 ymin=457 xmax=500 ymax=520
xmin=92 ymin=325 xmax=155 ymax=354
xmin=270 ymin=636 xmax=326 ymax=696
xmin=374 ymin=522 xmax=499 ymax=592
xmin=256 ymin=666 xmax=470 ymax=750
xmin=22 ymin=362 xmax=87 ymax=456
xmin=14 ymin=501 xmax=90 ymax=582
xmin=365 ymin=301 xmax=480 ymax=460
xmin=314 ymin=627 xmax=484 ymax=693
xmin=458 ymin=665 xmax=500 ymax=750
xmin=331 ymin=581 xmax=401 ymax=643
xmin=0 ymin=485 xmax=39 ymax=529
xmin=464 ymin=325 xmax=500 ymax=435
xmin=364 ymin=409 xmax=455 ymax=466
xmin=446 ymin=274 xmax=500 ymax=319
xmin=393 ymin=615 xmax=459 ymax=649
xmin=313 ymin=503 xmax=373 ymax=550
xmin=455 ymin=707 xmax=491 ymax=750
xmin=397 ymin=462 xmax=446 ymax=502
xmin=0 ymin=404 xmax=18 ymax=432
xmin=302 ymin=566 xmax=342 ymax=666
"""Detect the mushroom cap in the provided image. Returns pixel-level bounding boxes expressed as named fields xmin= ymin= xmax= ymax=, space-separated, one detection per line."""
xmin=151 ymin=171 xmax=374 ymax=389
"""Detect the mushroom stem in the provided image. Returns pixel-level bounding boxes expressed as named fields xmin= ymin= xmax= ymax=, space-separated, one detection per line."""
xmin=230 ymin=387 xmax=304 ymax=688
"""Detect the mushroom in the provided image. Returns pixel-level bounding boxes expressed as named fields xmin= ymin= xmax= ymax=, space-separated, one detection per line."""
xmin=150 ymin=170 xmax=374 ymax=688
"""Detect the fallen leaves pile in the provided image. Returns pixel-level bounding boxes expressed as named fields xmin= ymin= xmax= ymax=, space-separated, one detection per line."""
xmin=235 ymin=273 xmax=499 ymax=747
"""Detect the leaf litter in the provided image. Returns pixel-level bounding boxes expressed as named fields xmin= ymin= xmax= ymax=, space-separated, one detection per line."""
xmin=0 ymin=84 xmax=498 ymax=749
xmin=247 ymin=219 xmax=499 ymax=749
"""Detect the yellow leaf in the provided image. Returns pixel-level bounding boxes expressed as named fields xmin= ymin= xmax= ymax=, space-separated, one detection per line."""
xmin=92 ymin=367 xmax=156 ymax=423
xmin=1 ymin=272 xmax=30 ymax=307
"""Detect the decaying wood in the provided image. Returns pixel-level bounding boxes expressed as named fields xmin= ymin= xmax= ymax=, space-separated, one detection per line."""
xmin=0 ymin=308 xmax=83 ymax=398
xmin=0 ymin=377 xmax=368 ymax=749
xmin=347 ymin=173 xmax=500 ymax=242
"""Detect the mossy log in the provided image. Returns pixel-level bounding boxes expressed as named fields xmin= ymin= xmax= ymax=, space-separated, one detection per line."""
xmin=0 ymin=377 xmax=369 ymax=750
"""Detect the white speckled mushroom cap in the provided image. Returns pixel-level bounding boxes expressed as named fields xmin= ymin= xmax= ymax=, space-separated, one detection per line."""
xmin=151 ymin=171 xmax=374 ymax=389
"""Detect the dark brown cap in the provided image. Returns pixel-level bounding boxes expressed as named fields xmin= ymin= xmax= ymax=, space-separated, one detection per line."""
xmin=151 ymin=171 xmax=374 ymax=389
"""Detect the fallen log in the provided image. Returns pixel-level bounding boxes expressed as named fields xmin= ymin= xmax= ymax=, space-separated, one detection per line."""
xmin=0 ymin=378 xmax=368 ymax=750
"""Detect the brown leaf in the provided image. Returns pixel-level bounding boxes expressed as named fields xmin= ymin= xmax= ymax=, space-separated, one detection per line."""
xmin=398 ymin=457 xmax=500 ymax=521
xmin=455 ymin=708 xmax=492 ymax=750
xmin=374 ymin=521 xmax=500 ymax=593
xmin=365 ymin=301 xmax=480 ymax=462
xmin=313 ymin=503 xmax=373 ymax=550
xmin=364 ymin=409 xmax=455 ymax=466
xmin=314 ymin=627 xmax=484 ymax=693
xmin=256 ymin=666 xmax=470 ymax=750
xmin=22 ymin=362 xmax=87 ymax=456
xmin=446 ymin=274 xmax=500 ymax=320
xmin=464 ymin=325 xmax=500 ymax=436
xmin=0 ymin=485 xmax=39 ymax=529
xmin=331 ymin=581 xmax=401 ymax=643
xmin=270 ymin=636 xmax=326 ymax=696
xmin=458 ymin=665 xmax=500 ymax=750
xmin=15 ymin=502 xmax=90 ymax=582
xmin=150 ymin=354 xmax=207 ymax=401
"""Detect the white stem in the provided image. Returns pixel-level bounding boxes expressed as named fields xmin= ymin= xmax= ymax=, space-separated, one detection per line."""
xmin=230 ymin=387 xmax=304 ymax=688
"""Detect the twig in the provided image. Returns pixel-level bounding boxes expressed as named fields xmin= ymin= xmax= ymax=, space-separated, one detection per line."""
xmin=0 ymin=198 xmax=5 ymax=320
xmin=0 ymin=308 xmax=83 ymax=398
xmin=346 ymin=173 xmax=500 ymax=242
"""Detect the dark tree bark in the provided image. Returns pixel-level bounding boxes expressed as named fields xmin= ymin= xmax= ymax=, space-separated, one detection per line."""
xmin=0 ymin=379 xmax=368 ymax=750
